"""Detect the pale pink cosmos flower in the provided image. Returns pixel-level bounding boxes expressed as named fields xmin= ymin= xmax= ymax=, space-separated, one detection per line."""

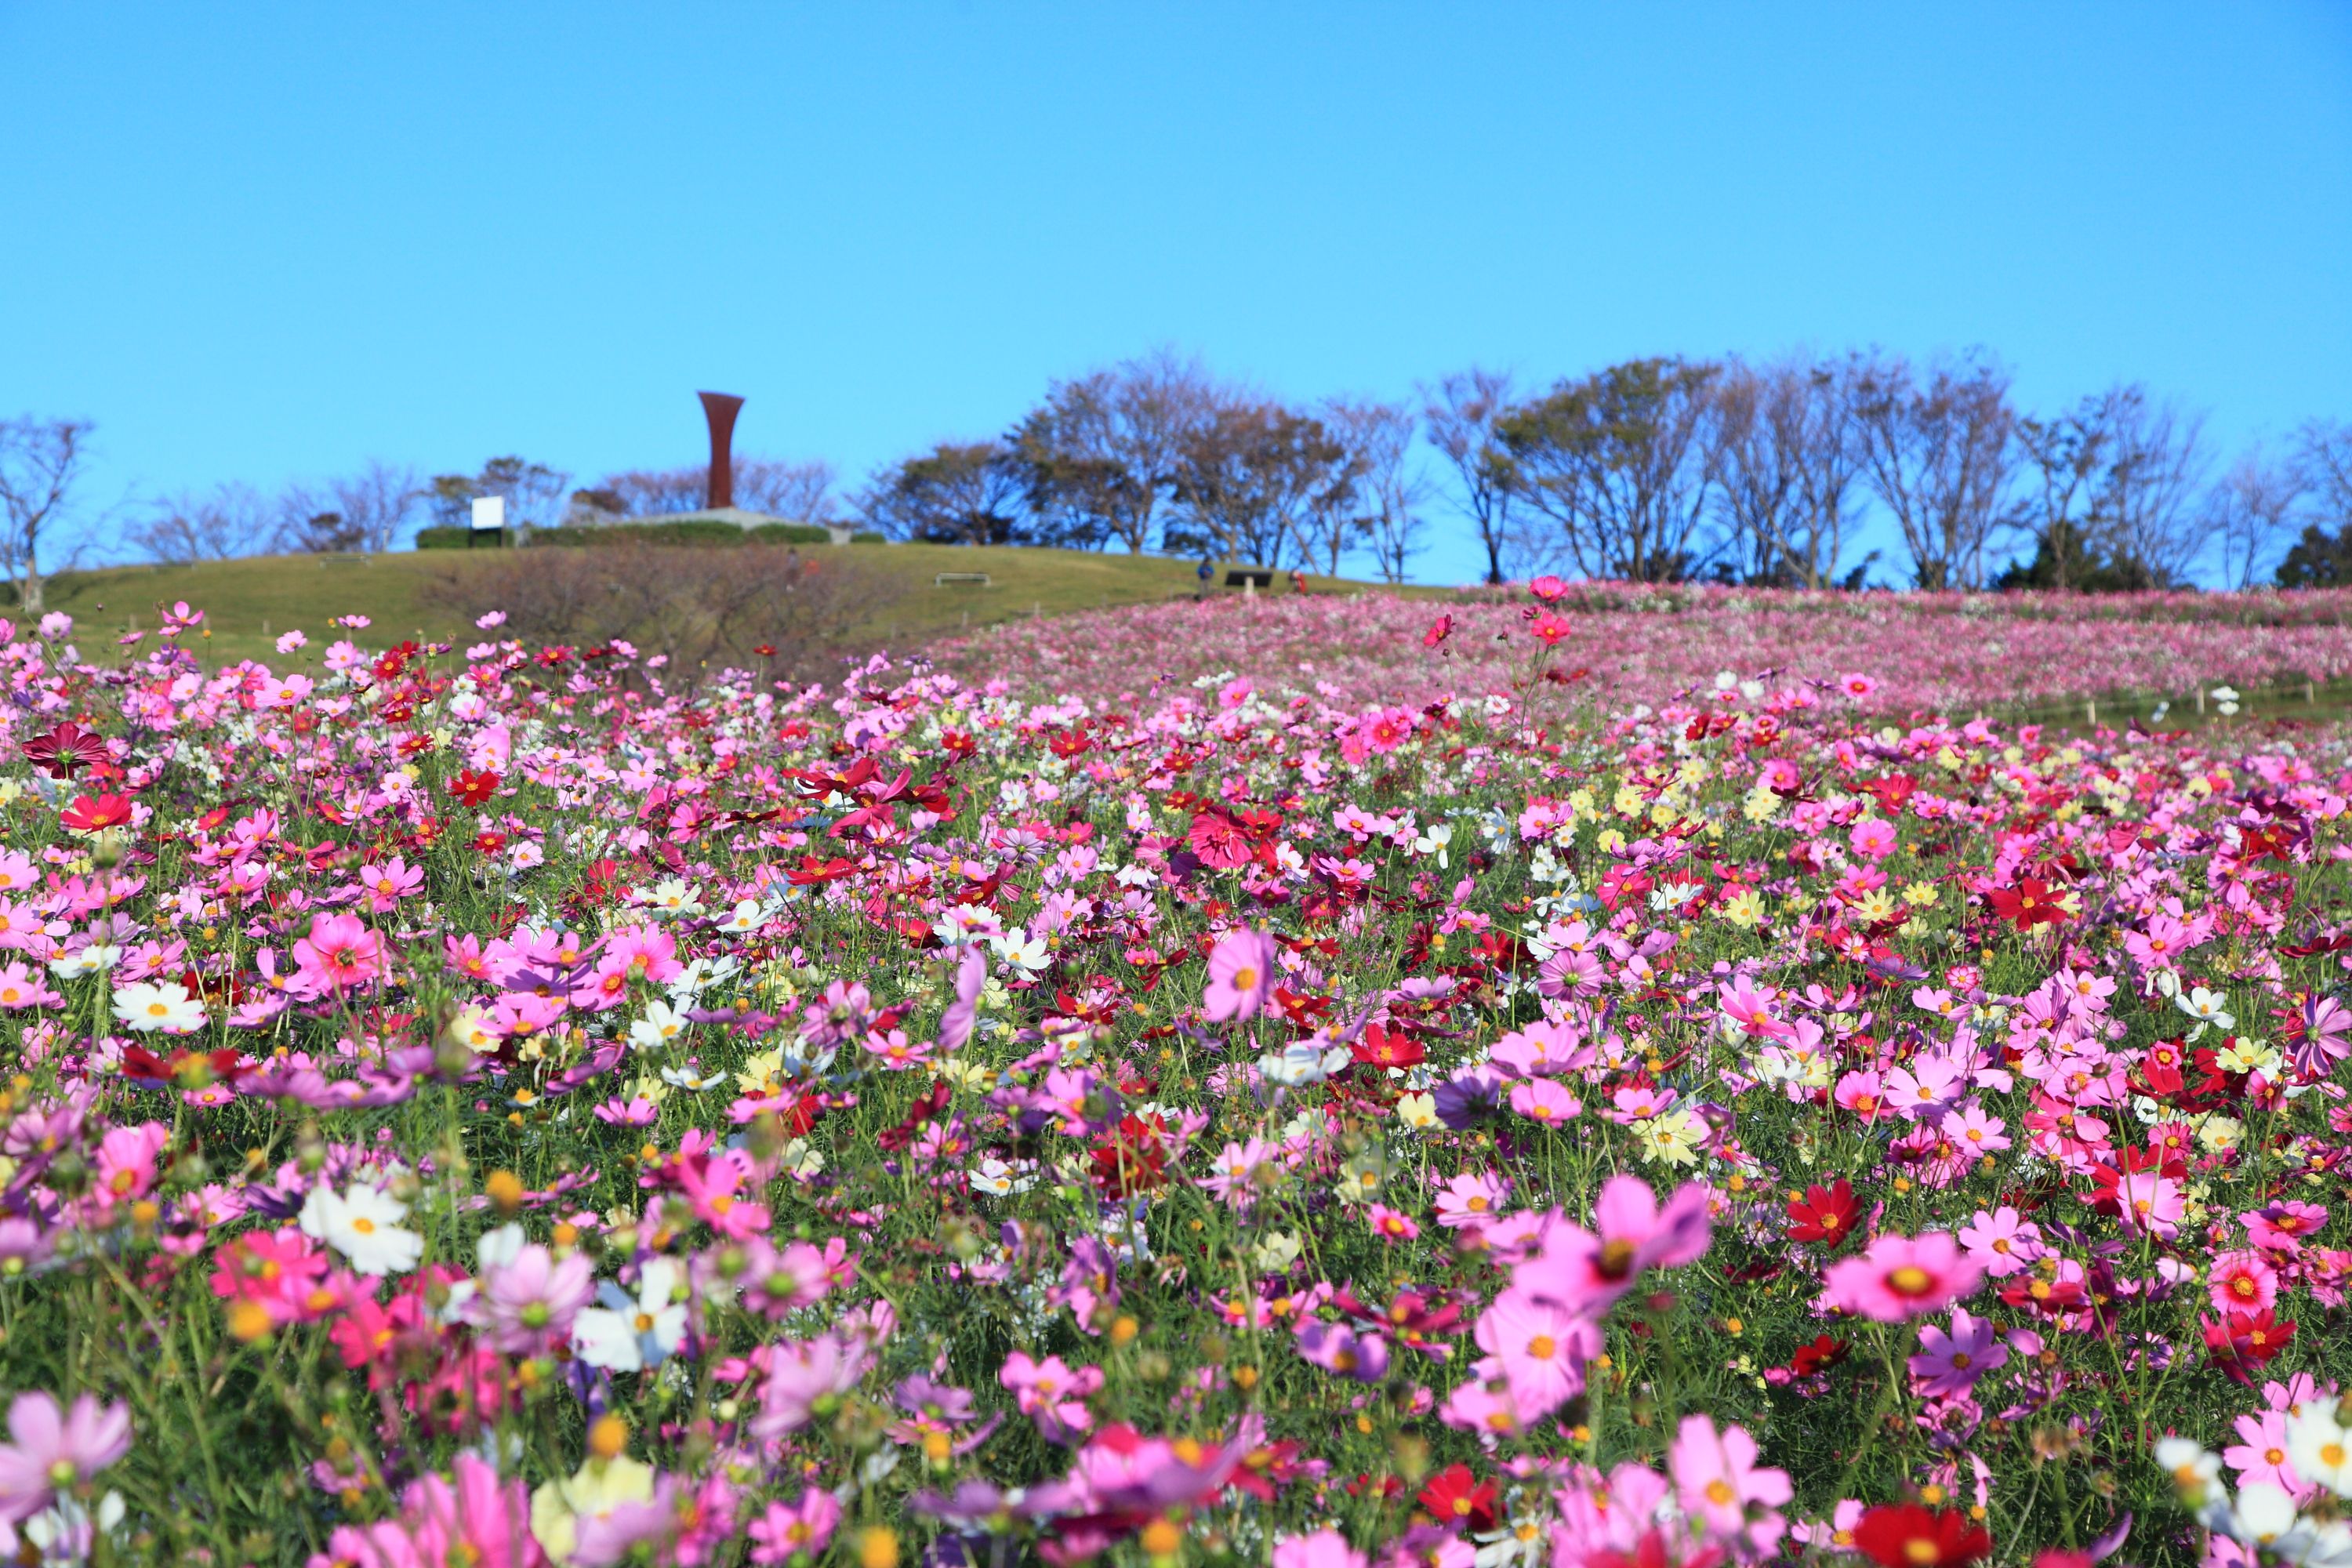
xmin=1822 ymin=1232 xmax=1983 ymax=1322
xmin=1473 ymin=1287 xmax=1597 ymax=1419
xmin=474 ymin=1243 xmax=597 ymax=1355
xmin=1957 ymin=1207 xmax=2042 ymax=1277
xmin=1950 ymin=1105 xmax=2011 ymax=1158
xmin=1907 ymin=1308 xmax=2008 ymax=1398
xmin=1295 ymin=1321 xmax=1389 ymax=1384
xmin=1508 ymin=1079 xmax=1582 ymax=1127
xmin=1202 ymin=927 xmax=1277 ymax=1022
xmin=998 ymin=1350 xmax=1102 ymax=1444
xmin=2223 ymin=1407 xmax=2309 ymax=1500
xmin=0 ymin=1392 xmax=131 ymax=1522
xmin=353 ymin=856 xmax=424 ymax=913
xmin=2114 ymin=1172 xmax=2186 ymax=1240
xmin=1272 ymin=1528 xmax=1369 ymax=1568
xmin=1833 ymin=1070 xmax=1889 ymax=1123
xmin=1435 ymin=1171 xmax=1508 ymax=1230
xmin=749 ymin=1487 xmax=843 ymax=1565
xmin=1667 ymin=1414 xmax=1793 ymax=1546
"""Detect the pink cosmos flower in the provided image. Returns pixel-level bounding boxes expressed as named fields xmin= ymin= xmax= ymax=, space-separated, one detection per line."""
xmin=2223 ymin=1407 xmax=2308 ymax=1499
xmin=749 ymin=1488 xmax=842 ymax=1565
xmin=1515 ymin=1174 xmax=1712 ymax=1316
xmin=1474 ymin=1287 xmax=1598 ymax=1419
xmin=1839 ymin=673 xmax=1879 ymax=699
xmin=1508 ymin=1079 xmax=1582 ymax=1126
xmin=1957 ymin=1207 xmax=2042 ymax=1277
xmin=1849 ymin=819 xmax=1898 ymax=861
xmin=2209 ymin=1250 xmax=2281 ymax=1315
xmin=2245 ymin=1200 xmax=2328 ymax=1255
xmin=1907 ymin=1308 xmax=2008 ymax=1398
xmin=999 ymin=1350 xmax=1103 ymax=1444
xmin=1296 ymin=1320 xmax=1389 ymax=1383
xmin=1435 ymin=1171 xmax=1508 ymax=1230
xmin=474 ymin=1243 xmax=597 ymax=1355
xmin=313 ymin=1452 xmax=542 ymax=1568
xmin=1202 ymin=927 xmax=1277 ymax=1022
xmin=353 ymin=856 xmax=424 ymax=913
xmin=1834 ymin=1070 xmax=1889 ymax=1123
xmin=1273 ymin=1530 xmax=1370 ymax=1568
xmin=1668 ymin=1414 xmax=1793 ymax=1544
xmin=2114 ymin=1172 xmax=2186 ymax=1240
xmin=1367 ymin=1203 xmax=1420 ymax=1242
xmin=1822 ymin=1232 xmax=1983 ymax=1322
xmin=1528 ymin=575 xmax=1568 ymax=604
xmin=753 ymin=1332 xmax=869 ymax=1441
xmin=0 ymin=1392 xmax=132 ymax=1522
xmin=291 ymin=912 xmax=385 ymax=993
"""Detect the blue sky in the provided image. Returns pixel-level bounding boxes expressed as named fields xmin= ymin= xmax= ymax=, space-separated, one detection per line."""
xmin=2 ymin=2 xmax=2348 ymax=584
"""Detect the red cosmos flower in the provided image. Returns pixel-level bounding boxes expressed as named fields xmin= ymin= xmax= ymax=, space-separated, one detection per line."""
xmin=786 ymin=855 xmax=859 ymax=886
xmin=1788 ymin=1334 xmax=1850 ymax=1377
xmin=1530 ymin=611 xmax=1572 ymax=646
xmin=753 ymin=644 xmax=777 ymax=657
xmin=1784 ymin=1179 xmax=1859 ymax=1246
xmin=1422 ymin=614 xmax=1454 ymax=649
xmin=1352 ymin=1022 xmax=1426 ymax=1072
xmin=474 ymin=832 xmax=507 ymax=855
xmin=1853 ymin=1506 xmax=1991 ymax=1568
xmin=448 ymin=769 xmax=500 ymax=806
xmin=1088 ymin=1115 xmax=1169 ymax=1197
xmin=60 ymin=793 xmax=133 ymax=833
xmin=20 ymin=721 xmax=111 ymax=781
xmin=1987 ymin=878 xmax=2068 ymax=929
xmin=2203 ymin=1308 xmax=2296 ymax=1385
xmin=1416 ymin=1463 xmax=1498 ymax=1533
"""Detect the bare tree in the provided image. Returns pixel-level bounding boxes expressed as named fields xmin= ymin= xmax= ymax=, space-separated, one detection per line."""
xmin=134 ymin=482 xmax=275 ymax=564
xmin=274 ymin=461 xmax=421 ymax=554
xmin=2296 ymin=418 xmax=2352 ymax=532
xmin=2204 ymin=442 xmax=2307 ymax=590
xmin=1322 ymin=397 xmax=1427 ymax=582
xmin=1494 ymin=358 xmax=1722 ymax=583
xmin=857 ymin=441 xmax=1027 ymax=546
xmin=1710 ymin=353 xmax=1865 ymax=587
xmin=734 ymin=458 xmax=838 ymax=522
xmin=1006 ymin=348 xmax=1222 ymax=554
xmin=2011 ymin=390 xmax=2120 ymax=592
xmin=2097 ymin=388 xmax=2209 ymax=588
xmin=1166 ymin=402 xmax=1359 ymax=568
xmin=0 ymin=416 xmax=95 ymax=615
xmin=1850 ymin=351 xmax=2017 ymax=591
xmin=1421 ymin=368 xmax=1515 ymax=584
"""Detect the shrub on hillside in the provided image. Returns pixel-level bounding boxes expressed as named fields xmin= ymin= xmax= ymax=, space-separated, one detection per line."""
xmin=425 ymin=539 xmax=901 ymax=677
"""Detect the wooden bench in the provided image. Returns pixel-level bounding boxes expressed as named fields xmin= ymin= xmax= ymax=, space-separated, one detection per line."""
xmin=934 ymin=572 xmax=992 ymax=587
xmin=1224 ymin=569 xmax=1273 ymax=588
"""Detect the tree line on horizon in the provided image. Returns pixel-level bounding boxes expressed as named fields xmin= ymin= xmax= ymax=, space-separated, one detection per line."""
xmin=3 ymin=347 xmax=2349 ymax=613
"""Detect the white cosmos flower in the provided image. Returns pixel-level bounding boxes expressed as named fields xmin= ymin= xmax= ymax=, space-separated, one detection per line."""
xmin=989 ymin=926 xmax=1051 ymax=975
xmin=299 ymin=1183 xmax=425 ymax=1276
xmin=1258 ymin=1042 xmax=1351 ymax=1087
xmin=627 ymin=1002 xmax=688 ymax=1053
xmin=572 ymin=1257 xmax=688 ymax=1372
xmin=2289 ymin=1406 xmax=2352 ymax=1499
xmin=112 ymin=980 xmax=205 ymax=1034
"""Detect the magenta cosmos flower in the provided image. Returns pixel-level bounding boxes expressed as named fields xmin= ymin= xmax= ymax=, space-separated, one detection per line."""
xmin=1202 ymin=927 xmax=1277 ymax=1022
xmin=0 ymin=1392 xmax=131 ymax=1522
xmin=1823 ymin=1232 xmax=1984 ymax=1323
xmin=1514 ymin=1174 xmax=1713 ymax=1316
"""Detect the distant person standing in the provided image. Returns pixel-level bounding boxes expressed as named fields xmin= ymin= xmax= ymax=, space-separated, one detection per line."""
xmin=1196 ymin=557 xmax=1214 ymax=601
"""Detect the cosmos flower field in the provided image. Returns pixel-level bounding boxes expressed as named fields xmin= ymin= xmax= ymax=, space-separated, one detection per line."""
xmin=0 ymin=582 xmax=2349 ymax=1567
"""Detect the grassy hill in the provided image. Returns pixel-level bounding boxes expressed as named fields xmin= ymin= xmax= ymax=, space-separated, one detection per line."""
xmin=32 ymin=545 xmax=1406 ymax=670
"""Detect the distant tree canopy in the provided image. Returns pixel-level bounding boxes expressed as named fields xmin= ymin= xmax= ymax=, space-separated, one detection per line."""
xmin=91 ymin=352 xmax=2350 ymax=591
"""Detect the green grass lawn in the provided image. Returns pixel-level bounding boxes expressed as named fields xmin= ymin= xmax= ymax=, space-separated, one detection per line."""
xmin=33 ymin=545 xmax=1412 ymax=669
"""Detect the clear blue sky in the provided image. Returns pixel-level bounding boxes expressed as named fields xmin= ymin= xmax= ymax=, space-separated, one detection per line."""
xmin=3 ymin=2 xmax=2349 ymax=584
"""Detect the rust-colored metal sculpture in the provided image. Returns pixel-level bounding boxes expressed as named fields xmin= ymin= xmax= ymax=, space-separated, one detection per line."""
xmin=698 ymin=391 xmax=745 ymax=510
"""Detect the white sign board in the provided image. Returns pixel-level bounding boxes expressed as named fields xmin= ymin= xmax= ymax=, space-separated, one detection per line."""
xmin=470 ymin=496 xmax=506 ymax=532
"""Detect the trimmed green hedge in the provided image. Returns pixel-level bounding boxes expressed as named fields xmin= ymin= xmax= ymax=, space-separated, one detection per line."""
xmin=414 ymin=527 xmax=474 ymax=550
xmin=527 ymin=521 xmax=752 ymax=549
xmin=750 ymin=523 xmax=834 ymax=545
